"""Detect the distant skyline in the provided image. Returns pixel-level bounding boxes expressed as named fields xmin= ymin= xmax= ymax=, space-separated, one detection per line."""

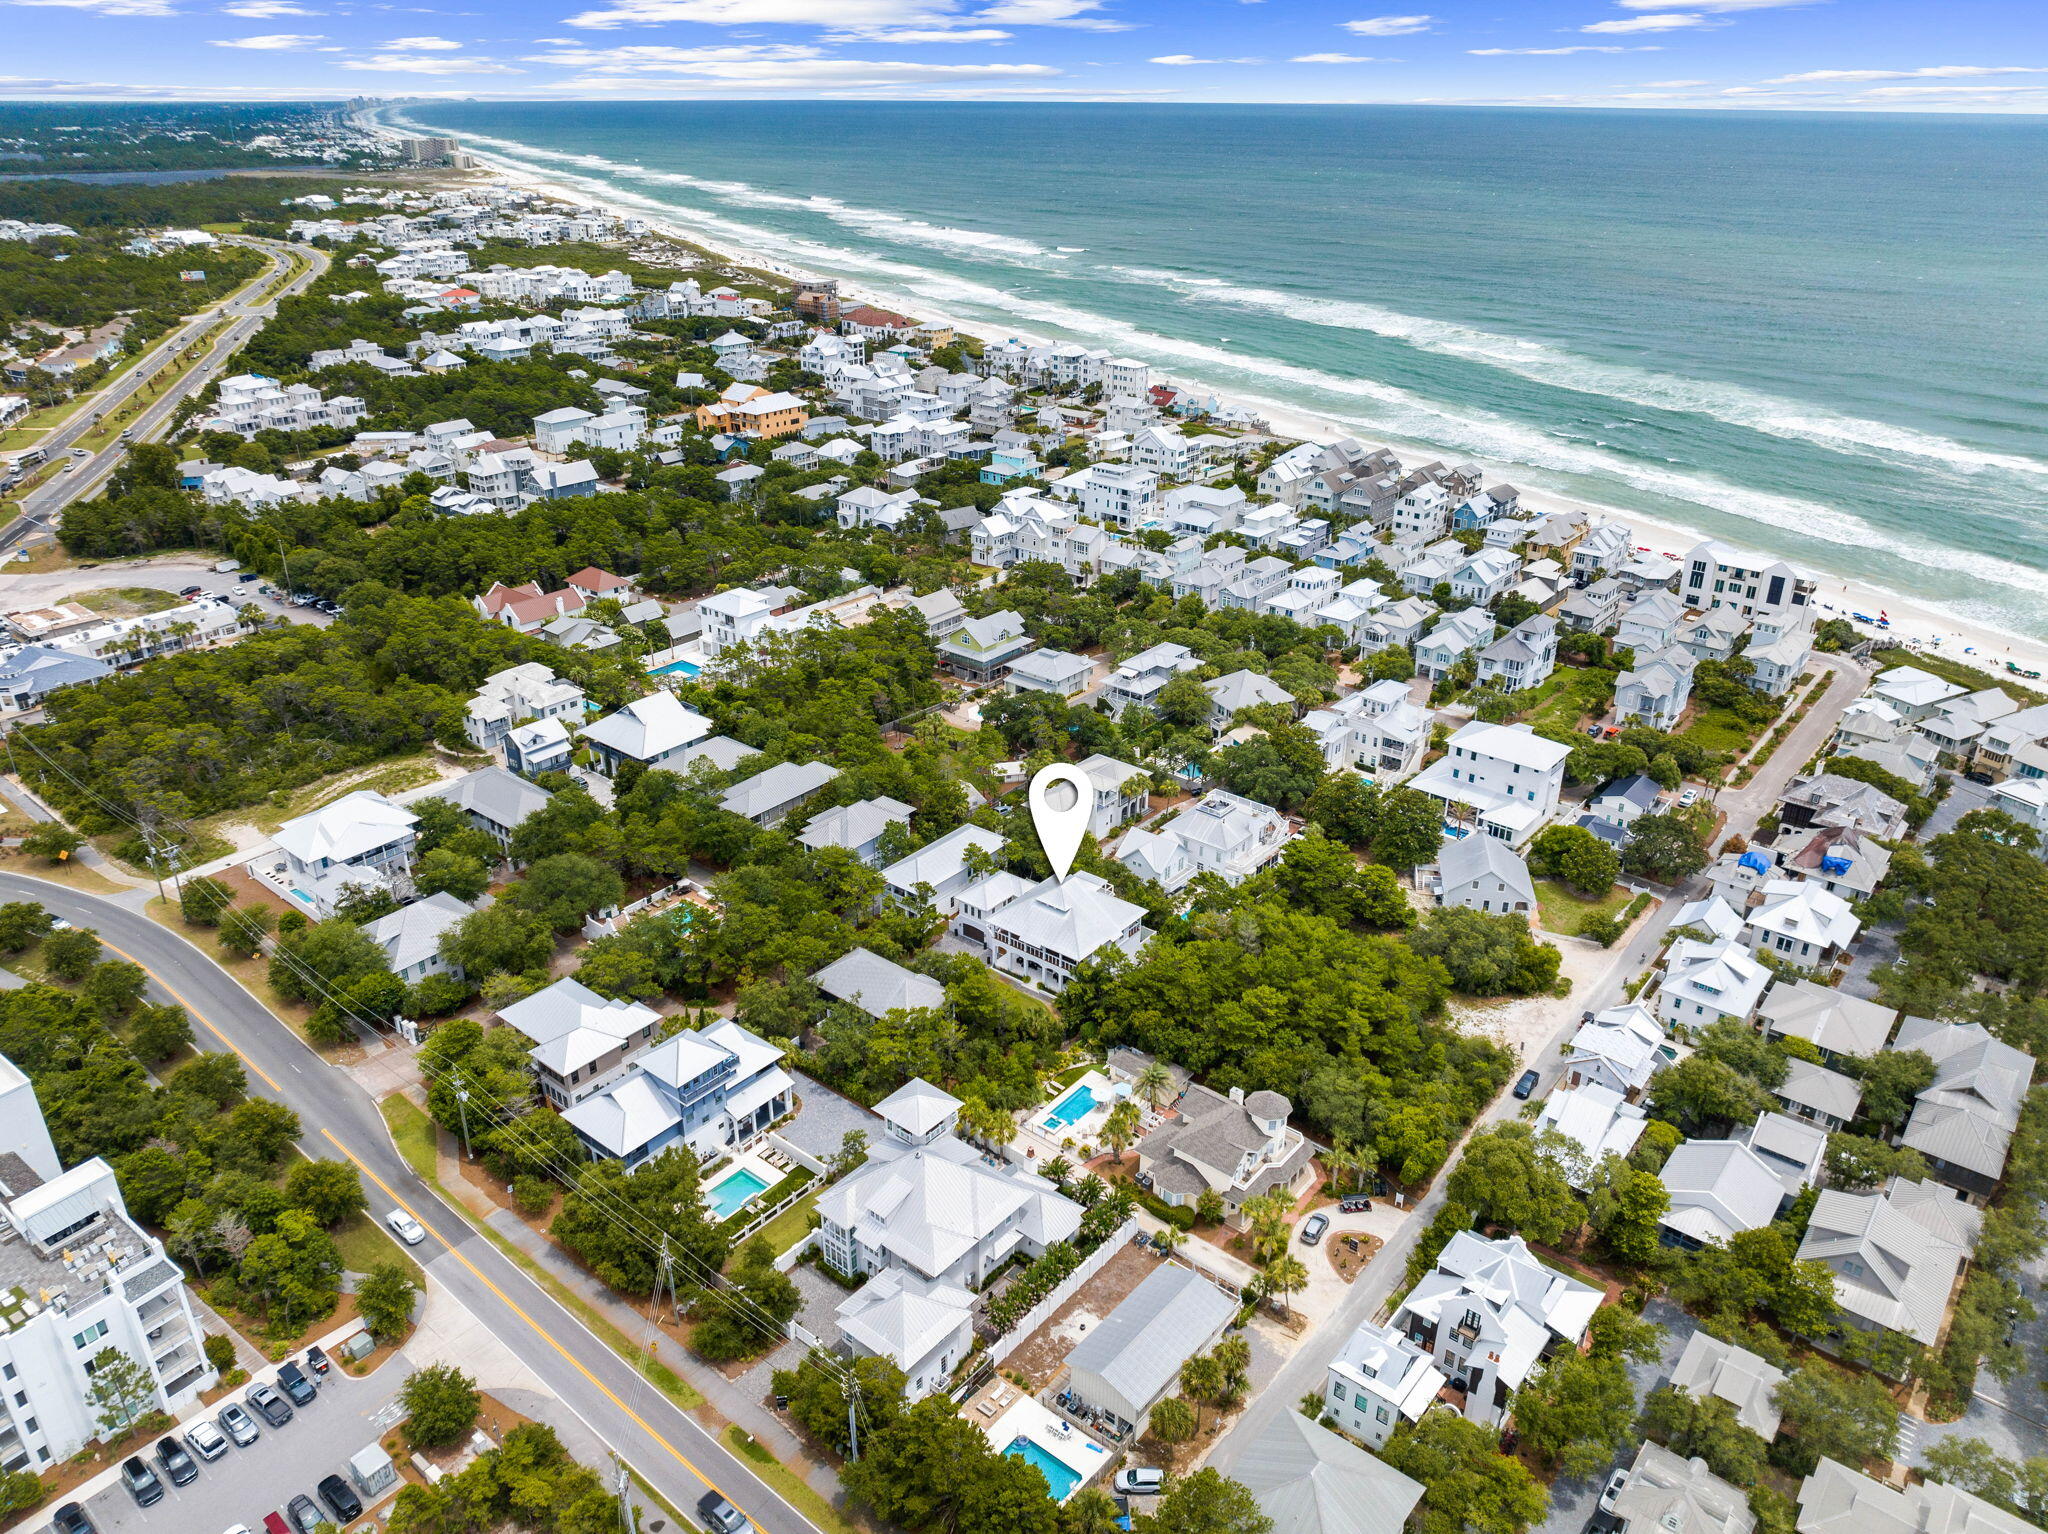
xmin=5 ymin=0 xmax=2046 ymax=112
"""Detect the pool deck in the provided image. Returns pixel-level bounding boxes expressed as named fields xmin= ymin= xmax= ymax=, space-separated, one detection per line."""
xmin=704 ymin=1144 xmax=785 ymax=1221
xmin=980 ymin=1394 xmax=1110 ymax=1502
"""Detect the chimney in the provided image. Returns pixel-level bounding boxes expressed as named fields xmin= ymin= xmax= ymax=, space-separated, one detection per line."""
xmin=1228 ymin=1086 xmax=1244 ymax=1105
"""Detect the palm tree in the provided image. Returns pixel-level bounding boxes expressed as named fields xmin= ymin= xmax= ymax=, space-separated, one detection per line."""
xmin=1264 ymin=1254 xmax=1309 ymax=1317
xmin=1212 ymin=1334 xmax=1252 ymax=1404
xmin=1154 ymin=1224 xmax=1188 ymax=1258
xmin=1042 ymin=1155 xmax=1073 ymax=1189
xmin=1323 ymin=1139 xmax=1368 ymax=1195
xmin=1101 ymin=1099 xmax=1142 ymax=1166
xmin=1072 ymin=1173 xmax=1106 ymax=1208
xmin=1134 ymin=1061 xmax=1175 ymax=1112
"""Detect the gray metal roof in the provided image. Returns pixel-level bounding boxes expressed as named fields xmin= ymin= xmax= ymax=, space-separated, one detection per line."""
xmin=431 ymin=765 xmax=553 ymax=834
xmin=1234 ymin=1405 xmax=1424 ymax=1534
xmin=1064 ymin=1263 xmax=1236 ymax=1417
xmin=810 ymin=947 xmax=946 ymax=1020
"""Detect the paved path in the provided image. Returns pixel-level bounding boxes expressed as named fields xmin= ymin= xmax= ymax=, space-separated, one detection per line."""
xmin=0 ymin=872 xmax=827 ymax=1534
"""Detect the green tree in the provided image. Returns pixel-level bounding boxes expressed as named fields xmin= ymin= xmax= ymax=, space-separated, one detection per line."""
xmin=401 ymin=1363 xmax=481 ymax=1450
xmin=84 ymin=1346 xmax=156 ymax=1437
xmin=357 ymin=1263 xmax=419 ymax=1344
xmin=1844 ymin=1049 xmax=1936 ymax=1131
xmin=41 ymin=926 xmax=102 ymax=981
xmin=771 ymin=1350 xmax=906 ymax=1457
xmin=1513 ymin=1350 xmax=1639 ymax=1478
xmin=283 ymin=1159 xmax=366 ymax=1225
xmin=20 ymin=822 xmax=83 ymax=863
xmin=1136 ymin=1469 xmax=1272 ymax=1534
xmin=1411 ymin=907 xmax=1562 ymax=996
xmin=81 ymin=961 xmax=144 ymax=1023
xmin=1622 ymin=810 xmax=1710 ymax=883
xmin=444 ymin=900 xmax=554 ymax=978
xmin=1445 ymin=1123 xmax=1584 ymax=1245
xmin=129 ymin=1002 xmax=193 ymax=1062
xmin=1381 ymin=1411 xmax=1548 ymax=1534
xmin=1638 ymin=1386 xmax=1771 ymax=1487
xmin=269 ymin=918 xmax=391 ymax=1004
xmin=1149 ymin=1396 xmax=1197 ymax=1445
xmin=1588 ymin=1160 xmax=1671 ymax=1265
xmin=0 ymin=902 xmax=51 ymax=952
xmin=508 ymin=852 xmax=624 ymax=931
xmin=1528 ymin=823 xmax=1621 ymax=897
xmin=1771 ymin=1361 xmax=1900 ymax=1476
xmin=180 ymin=876 xmax=233 ymax=926
xmin=413 ymin=848 xmax=490 ymax=902
xmin=218 ymin=904 xmax=273 ymax=959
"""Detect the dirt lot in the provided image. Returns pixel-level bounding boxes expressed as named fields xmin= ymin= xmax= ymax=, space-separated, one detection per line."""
xmin=1001 ymin=1243 xmax=1163 ymax=1389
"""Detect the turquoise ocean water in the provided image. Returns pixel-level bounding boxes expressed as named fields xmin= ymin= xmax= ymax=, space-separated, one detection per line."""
xmin=394 ymin=103 xmax=2048 ymax=639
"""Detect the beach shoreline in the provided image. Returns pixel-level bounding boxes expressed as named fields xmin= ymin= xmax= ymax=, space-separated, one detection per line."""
xmin=405 ymin=124 xmax=2048 ymax=682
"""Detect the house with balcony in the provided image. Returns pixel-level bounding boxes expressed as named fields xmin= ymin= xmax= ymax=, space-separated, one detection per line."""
xmin=1100 ymin=643 xmax=1201 ymax=719
xmin=1135 ymin=1085 xmax=1316 ymax=1227
xmin=1113 ymin=789 xmax=1294 ymax=894
xmin=1657 ymin=937 xmax=1771 ymax=1029
xmin=972 ymin=871 xmax=1150 ymax=993
xmin=1475 ymin=615 xmax=1557 ymax=692
xmin=1742 ymin=879 xmax=1860 ymax=968
xmin=1415 ymin=607 xmax=1498 ymax=683
xmin=1796 ymin=1178 xmax=1982 ymax=1347
xmin=1409 ymin=721 xmax=1570 ymax=846
xmin=798 ymin=796 xmax=913 ymax=867
xmin=878 ymin=824 xmax=1007 ymax=916
xmin=1322 ymin=1319 xmax=1445 ymax=1451
xmin=1392 ymin=1232 xmax=1601 ymax=1428
xmin=1004 ymin=648 xmax=1094 ymax=700
xmin=498 ymin=977 xmax=662 ymax=1110
xmin=1617 ymin=645 xmax=1698 ymax=732
xmin=269 ymin=790 xmax=418 ymax=918
xmin=1204 ymin=669 xmax=1295 ymax=732
xmin=937 ymin=610 xmax=1033 ymax=683
xmin=579 ymin=692 xmax=716 ymax=777
xmin=464 ymin=663 xmax=585 ymax=757
xmin=1754 ymin=980 xmax=1897 ymax=1064
xmin=1562 ymin=1003 xmax=1671 ymax=1100
xmin=562 ymin=1018 xmax=792 ymax=1170
xmin=1075 ymin=753 xmax=1149 ymax=837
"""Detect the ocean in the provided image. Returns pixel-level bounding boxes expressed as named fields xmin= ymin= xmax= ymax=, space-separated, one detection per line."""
xmin=394 ymin=102 xmax=2048 ymax=639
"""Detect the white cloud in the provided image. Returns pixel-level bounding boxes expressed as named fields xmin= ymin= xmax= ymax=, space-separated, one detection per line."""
xmin=1291 ymin=52 xmax=1383 ymax=62
xmin=1149 ymin=53 xmax=1261 ymax=65
xmin=827 ymin=25 xmax=1010 ymax=39
xmin=1638 ymin=78 xmax=1710 ymax=86
xmin=561 ymin=0 xmax=943 ymax=30
xmin=342 ymin=51 xmax=520 ymax=70
xmin=1861 ymin=83 xmax=2048 ymax=97
xmin=209 ymin=28 xmax=324 ymax=43
xmin=1340 ymin=13 xmax=1432 ymax=34
xmin=3 ymin=0 xmax=178 ymax=15
xmin=522 ymin=42 xmax=823 ymax=61
xmin=1583 ymin=13 xmax=1703 ymax=31
xmin=1616 ymin=0 xmax=1805 ymax=8
xmin=222 ymin=0 xmax=319 ymax=13
xmin=1768 ymin=65 xmax=2047 ymax=83
xmin=1468 ymin=43 xmax=1657 ymax=53
xmin=517 ymin=45 xmax=1058 ymax=87
xmin=379 ymin=32 xmax=461 ymax=45
xmin=975 ymin=0 xmax=1128 ymax=28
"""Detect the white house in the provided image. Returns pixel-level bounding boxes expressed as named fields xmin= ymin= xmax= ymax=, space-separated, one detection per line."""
xmin=270 ymin=789 xmax=418 ymax=918
xmin=1416 ymin=608 xmax=1498 ymax=683
xmin=1134 ymin=1084 xmax=1317 ymax=1226
xmin=1062 ymin=1264 xmax=1238 ymax=1440
xmin=1392 ymin=1232 xmax=1601 ymax=1428
xmin=1409 ymin=721 xmax=1571 ymax=846
xmin=498 ymin=976 xmax=663 ymax=1110
xmin=1562 ymin=1003 xmax=1671 ymax=1100
xmin=1323 ymin=1318 xmax=1445 ymax=1450
xmin=878 ymin=825 xmax=1007 ymax=915
xmin=1076 ymin=753 xmax=1150 ymax=837
xmin=798 ymin=796 xmax=913 ymax=866
xmin=1795 ymin=1179 xmax=1981 ymax=1346
xmin=364 ymin=890 xmax=475 ymax=986
xmin=1101 ymin=642 xmax=1201 ymax=719
xmin=719 ymin=760 xmax=841 ymax=827
xmin=1616 ymin=646 xmax=1697 ymax=732
xmin=1476 ymin=615 xmax=1558 ymax=692
xmin=835 ymin=1268 xmax=976 ymax=1401
xmin=973 ymin=872 xmax=1150 ymax=992
xmin=1657 ymin=937 xmax=1771 ymax=1028
xmin=579 ymin=692 xmax=716 ymax=777
xmin=1742 ymin=879 xmax=1860 ymax=968
xmin=1433 ymin=834 xmax=1537 ymax=916
xmin=562 ymin=1018 xmax=792 ymax=1170
xmin=1113 ymin=788 xmax=1294 ymax=893
xmin=1658 ymin=1134 xmax=1788 ymax=1250
xmin=465 ymin=663 xmax=585 ymax=756
xmin=1536 ymin=1083 xmax=1648 ymax=1186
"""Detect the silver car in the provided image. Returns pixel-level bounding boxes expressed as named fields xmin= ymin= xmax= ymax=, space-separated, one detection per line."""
xmin=216 ymin=1403 xmax=259 ymax=1447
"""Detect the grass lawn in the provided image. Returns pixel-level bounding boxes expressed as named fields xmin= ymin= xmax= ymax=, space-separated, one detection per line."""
xmin=209 ymin=754 xmax=445 ymax=840
xmin=723 ymin=1428 xmax=859 ymax=1534
xmin=1872 ymin=645 xmax=2047 ymax=708
xmin=2 ymin=854 xmax=130 ymax=896
xmin=73 ymin=586 xmax=180 ymax=616
xmin=1517 ymin=666 xmax=1614 ymax=736
xmin=747 ymin=1186 xmax=823 ymax=1260
xmin=1679 ymin=707 xmax=1760 ymax=755
xmin=1533 ymin=878 xmax=1634 ymax=937
xmin=381 ymin=1093 xmax=439 ymax=1182
xmin=332 ymin=1210 xmax=425 ymax=1287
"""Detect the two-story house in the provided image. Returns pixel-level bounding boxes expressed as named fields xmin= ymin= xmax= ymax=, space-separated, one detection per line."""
xmin=270 ymin=790 xmax=418 ymax=918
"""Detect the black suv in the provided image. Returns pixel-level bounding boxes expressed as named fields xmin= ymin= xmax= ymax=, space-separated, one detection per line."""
xmin=277 ymin=1360 xmax=316 ymax=1407
xmin=154 ymin=1435 xmax=199 ymax=1486
xmin=698 ymin=1491 xmax=747 ymax=1534
xmin=287 ymin=1493 xmax=323 ymax=1534
xmin=51 ymin=1502 xmax=93 ymax=1534
xmin=119 ymin=1457 xmax=164 ymax=1509
xmin=318 ymin=1474 xmax=363 ymax=1523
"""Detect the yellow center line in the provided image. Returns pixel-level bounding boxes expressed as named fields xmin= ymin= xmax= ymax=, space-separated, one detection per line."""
xmin=325 ymin=1128 xmax=767 ymax=1533
xmin=78 ymin=928 xmax=774 ymax=1533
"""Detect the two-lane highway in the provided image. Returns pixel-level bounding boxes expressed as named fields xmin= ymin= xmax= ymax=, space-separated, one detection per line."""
xmin=0 ymin=872 xmax=826 ymax=1534
xmin=6 ymin=236 xmax=330 ymax=550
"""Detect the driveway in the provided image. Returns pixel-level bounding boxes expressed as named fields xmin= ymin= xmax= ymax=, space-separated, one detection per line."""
xmin=0 ymin=557 xmax=329 ymax=631
xmin=1904 ymin=1251 xmax=2048 ymax=1468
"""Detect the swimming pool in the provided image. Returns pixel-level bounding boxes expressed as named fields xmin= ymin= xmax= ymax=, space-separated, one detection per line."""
xmin=706 ymin=1167 xmax=770 ymax=1221
xmin=1006 ymin=1438 xmax=1082 ymax=1501
xmin=648 ymin=658 xmax=700 ymax=678
xmin=1042 ymin=1084 xmax=1098 ymax=1131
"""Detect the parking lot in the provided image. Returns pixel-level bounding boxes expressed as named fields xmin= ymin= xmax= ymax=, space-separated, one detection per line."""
xmin=65 ymin=1362 xmax=404 ymax=1534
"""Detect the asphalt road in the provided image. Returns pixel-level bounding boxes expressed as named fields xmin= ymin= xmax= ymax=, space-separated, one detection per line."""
xmin=0 ymin=873 xmax=822 ymax=1534
xmin=7 ymin=236 xmax=331 ymax=549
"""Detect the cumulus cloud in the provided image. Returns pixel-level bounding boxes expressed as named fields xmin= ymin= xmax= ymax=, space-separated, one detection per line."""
xmin=1149 ymin=53 xmax=1261 ymax=64
xmin=516 ymin=44 xmax=1059 ymax=88
xmin=209 ymin=29 xmax=326 ymax=43
xmin=1768 ymin=64 xmax=2048 ymax=83
xmin=1583 ymin=13 xmax=1704 ymax=31
xmin=4 ymin=0 xmax=179 ymax=15
xmin=342 ymin=51 xmax=520 ymax=70
xmin=828 ymin=26 xmax=1011 ymax=40
xmin=1638 ymin=77 xmax=1710 ymax=86
xmin=975 ymin=0 xmax=1129 ymax=28
xmin=1291 ymin=52 xmax=1383 ymax=62
xmin=1340 ymin=13 xmax=1432 ymax=34
xmin=378 ymin=32 xmax=461 ymax=44
xmin=221 ymin=1 xmax=320 ymax=13
xmin=1616 ymin=0 xmax=1807 ymax=8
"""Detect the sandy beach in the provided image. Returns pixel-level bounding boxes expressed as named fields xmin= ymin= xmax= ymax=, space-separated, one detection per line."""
xmin=434 ymin=133 xmax=2048 ymax=684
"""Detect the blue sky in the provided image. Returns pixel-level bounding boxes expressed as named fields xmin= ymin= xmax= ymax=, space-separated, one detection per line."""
xmin=6 ymin=0 xmax=2046 ymax=110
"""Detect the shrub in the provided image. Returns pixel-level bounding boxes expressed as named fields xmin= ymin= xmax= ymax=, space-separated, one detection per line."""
xmin=202 ymin=1333 xmax=237 ymax=1373
xmin=512 ymin=1175 xmax=555 ymax=1217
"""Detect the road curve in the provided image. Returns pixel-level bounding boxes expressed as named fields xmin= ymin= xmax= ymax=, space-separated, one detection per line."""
xmin=0 ymin=872 xmax=824 ymax=1534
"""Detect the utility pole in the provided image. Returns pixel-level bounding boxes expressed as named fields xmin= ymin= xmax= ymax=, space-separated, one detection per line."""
xmin=454 ymin=1078 xmax=473 ymax=1160
xmin=612 ymin=1455 xmax=635 ymax=1534
xmin=847 ymin=1378 xmax=862 ymax=1463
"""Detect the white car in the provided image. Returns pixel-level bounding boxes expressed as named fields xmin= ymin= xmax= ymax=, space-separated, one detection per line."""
xmin=1600 ymin=1468 xmax=1630 ymax=1514
xmin=1678 ymin=788 xmax=1701 ymax=807
xmin=184 ymin=1417 xmax=229 ymax=1461
xmin=385 ymin=1210 xmax=427 ymax=1247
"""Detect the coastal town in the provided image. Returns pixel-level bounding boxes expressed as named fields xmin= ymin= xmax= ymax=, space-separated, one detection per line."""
xmin=0 ymin=102 xmax=2046 ymax=1534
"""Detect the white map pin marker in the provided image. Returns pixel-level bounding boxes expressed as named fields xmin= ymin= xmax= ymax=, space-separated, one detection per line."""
xmin=1028 ymin=763 xmax=1091 ymax=883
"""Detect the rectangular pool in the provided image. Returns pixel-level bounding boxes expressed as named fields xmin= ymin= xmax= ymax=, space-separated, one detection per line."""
xmin=1042 ymin=1084 xmax=1098 ymax=1131
xmin=1005 ymin=1437 xmax=1082 ymax=1502
xmin=649 ymin=658 xmax=700 ymax=678
xmin=707 ymin=1167 xmax=770 ymax=1221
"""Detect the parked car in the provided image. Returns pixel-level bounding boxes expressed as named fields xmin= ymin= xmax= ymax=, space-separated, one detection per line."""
xmin=696 ymin=1492 xmax=747 ymax=1534
xmin=277 ymin=1360 xmax=316 ymax=1406
xmin=218 ymin=1402 xmax=260 ymax=1445
xmin=305 ymin=1344 xmax=330 ymax=1376
xmin=247 ymin=1381 xmax=293 ymax=1426
xmin=1299 ymin=1212 xmax=1330 ymax=1246
xmin=386 ymin=1209 xmax=427 ymax=1246
xmin=1114 ymin=1467 xmax=1165 ymax=1497
xmin=154 ymin=1434 xmax=199 ymax=1486
xmin=1338 ymin=1195 xmax=1371 ymax=1213
xmin=1513 ymin=1069 xmax=1541 ymax=1100
xmin=50 ymin=1503 xmax=92 ymax=1534
xmin=1678 ymin=788 xmax=1701 ymax=807
xmin=1967 ymin=770 xmax=1996 ymax=785
xmin=238 ymin=571 xmax=260 ymax=583
xmin=185 ymin=1417 xmax=229 ymax=1461
xmin=1600 ymin=1468 xmax=1631 ymax=1513
xmin=317 ymin=1474 xmax=363 ymax=1523
xmin=179 ymin=585 xmax=203 ymax=599
xmin=262 ymin=1513 xmax=292 ymax=1534
xmin=286 ymin=1494 xmax=323 ymax=1534
xmin=119 ymin=1457 xmax=164 ymax=1509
